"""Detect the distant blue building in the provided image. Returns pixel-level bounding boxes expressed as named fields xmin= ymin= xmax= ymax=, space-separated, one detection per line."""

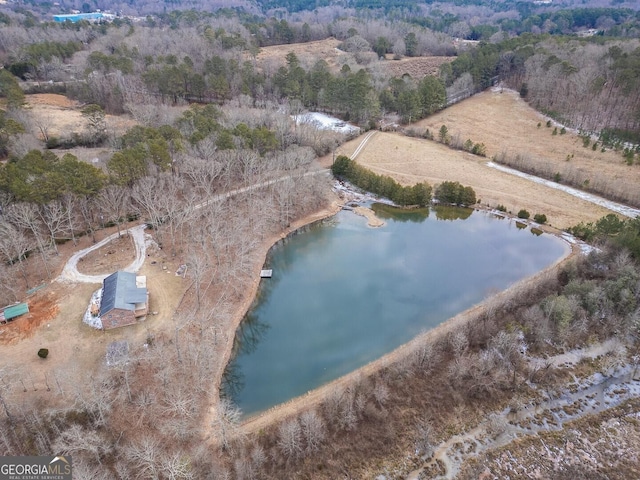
xmin=53 ymin=13 xmax=103 ymax=23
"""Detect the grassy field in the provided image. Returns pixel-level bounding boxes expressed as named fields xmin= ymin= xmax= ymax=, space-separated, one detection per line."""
xmin=417 ymin=88 xmax=640 ymax=207
xmin=329 ymin=88 xmax=634 ymax=229
xmin=333 ymin=130 xmax=613 ymax=229
xmin=254 ymin=37 xmax=453 ymax=77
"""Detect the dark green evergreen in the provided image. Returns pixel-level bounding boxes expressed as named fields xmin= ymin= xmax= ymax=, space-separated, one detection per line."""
xmin=434 ymin=181 xmax=477 ymax=206
xmin=332 ymin=155 xmax=431 ymax=207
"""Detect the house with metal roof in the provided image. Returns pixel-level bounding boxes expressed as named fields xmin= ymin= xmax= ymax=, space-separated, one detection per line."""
xmin=99 ymin=271 xmax=148 ymax=330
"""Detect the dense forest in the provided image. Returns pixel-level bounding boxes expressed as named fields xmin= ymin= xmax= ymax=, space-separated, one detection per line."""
xmin=1 ymin=12 xmax=639 ymax=142
xmin=0 ymin=0 xmax=640 ymax=477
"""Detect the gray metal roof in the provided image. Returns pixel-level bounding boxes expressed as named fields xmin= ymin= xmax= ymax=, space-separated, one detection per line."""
xmin=100 ymin=271 xmax=147 ymax=316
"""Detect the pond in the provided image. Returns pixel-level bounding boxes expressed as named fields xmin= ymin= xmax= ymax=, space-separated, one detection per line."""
xmin=223 ymin=204 xmax=568 ymax=416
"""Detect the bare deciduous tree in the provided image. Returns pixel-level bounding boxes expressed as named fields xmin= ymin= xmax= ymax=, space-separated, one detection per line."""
xmin=99 ymin=185 xmax=132 ymax=237
xmin=52 ymin=424 xmax=109 ymax=464
xmin=300 ymin=409 xmax=326 ymax=453
xmin=212 ymin=399 xmax=242 ymax=452
xmin=39 ymin=200 xmax=68 ymax=255
xmin=0 ymin=221 xmax=32 ymax=289
xmin=277 ymin=418 xmax=303 ymax=460
xmin=450 ymin=330 xmax=469 ymax=358
xmin=125 ymin=436 xmax=161 ymax=479
xmin=415 ymin=419 xmax=434 ymax=458
xmin=372 ymin=381 xmax=390 ymax=407
xmin=5 ymin=203 xmax=51 ymax=278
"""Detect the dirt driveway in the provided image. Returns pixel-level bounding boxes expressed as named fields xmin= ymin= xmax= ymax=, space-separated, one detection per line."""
xmin=0 ymin=223 xmax=187 ymax=405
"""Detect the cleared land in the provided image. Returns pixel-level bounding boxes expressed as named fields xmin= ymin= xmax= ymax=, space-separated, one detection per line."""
xmin=255 ymin=37 xmax=453 ymax=78
xmin=24 ymin=93 xmax=137 ymax=140
xmin=327 ymin=88 xmax=633 ymax=229
xmin=417 ymin=88 xmax=640 ymax=205
xmin=0 ymin=223 xmax=188 ymax=403
xmin=382 ymin=54 xmax=454 ymax=78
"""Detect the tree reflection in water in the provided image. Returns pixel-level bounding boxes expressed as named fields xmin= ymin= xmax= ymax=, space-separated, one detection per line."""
xmin=372 ymin=203 xmax=473 ymax=223
xmin=434 ymin=205 xmax=473 ymax=221
xmin=222 ymin=311 xmax=270 ymax=400
xmin=372 ymin=203 xmax=430 ymax=223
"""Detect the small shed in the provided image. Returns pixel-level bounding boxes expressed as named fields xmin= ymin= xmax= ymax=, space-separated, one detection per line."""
xmin=100 ymin=272 xmax=148 ymax=330
xmin=0 ymin=303 xmax=29 ymax=323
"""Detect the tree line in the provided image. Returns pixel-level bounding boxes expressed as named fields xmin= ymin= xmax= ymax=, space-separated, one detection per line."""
xmin=332 ymin=155 xmax=477 ymax=208
xmin=332 ymin=155 xmax=432 ymax=207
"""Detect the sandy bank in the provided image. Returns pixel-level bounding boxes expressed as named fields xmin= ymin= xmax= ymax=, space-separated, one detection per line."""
xmin=353 ymin=206 xmax=385 ymax=227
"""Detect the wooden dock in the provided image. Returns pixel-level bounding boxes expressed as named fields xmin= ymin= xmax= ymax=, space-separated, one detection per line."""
xmin=260 ymin=269 xmax=273 ymax=278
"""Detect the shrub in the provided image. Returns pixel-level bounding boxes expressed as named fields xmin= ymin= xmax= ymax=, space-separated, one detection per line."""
xmin=463 ymin=139 xmax=474 ymax=152
xmin=471 ymin=143 xmax=487 ymax=156
xmin=46 ymin=137 xmax=60 ymax=149
xmin=625 ymin=150 xmax=634 ymax=166
xmin=546 ymin=120 xmax=552 ymax=127
xmin=567 ymin=222 xmax=592 ymax=241
xmin=519 ymin=83 xmax=528 ymax=98
xmin=496 ymin=204 xmax=507 ymax=212
xmin=38 ymin=348 xmax=49 ymax=359
xmin=552 ymin=127 xmax=558 ymax=136
xmin=438 ymin=125 xmax=449 ymax=144
xmin=545 ymin=295 xmax=573 ymax=331
xmin=533 ymin=213 xmax=547 ymax=224
xmin=560 ymin=127 xmax=566 ymax=135
xmin=517 ymin=209 xmax=530 ymax=219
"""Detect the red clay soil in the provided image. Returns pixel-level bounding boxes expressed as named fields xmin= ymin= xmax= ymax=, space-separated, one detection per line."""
xmin=0 ymin=291 xmax=59 ymax=345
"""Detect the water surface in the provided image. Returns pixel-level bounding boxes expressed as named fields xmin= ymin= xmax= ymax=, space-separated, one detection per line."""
xmin=224 ymin=205 xmax=567 ymax=415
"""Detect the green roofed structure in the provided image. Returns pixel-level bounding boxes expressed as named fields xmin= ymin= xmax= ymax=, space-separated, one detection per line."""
xmin=0 ymin=303 xmax=29 ymax=323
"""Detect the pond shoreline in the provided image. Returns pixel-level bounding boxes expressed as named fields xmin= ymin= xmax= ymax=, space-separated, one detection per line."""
xmin=234 ymin=200 xmax=575 ymax=434
xmin=205 ymin=198 xmax=343 ymax=439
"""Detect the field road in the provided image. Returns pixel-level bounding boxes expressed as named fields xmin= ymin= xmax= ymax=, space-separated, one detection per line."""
xmin=487 ymin=162 xmax=640 ymax=218
xmin=56 ymin=169 xmax=332 ymax=284
xmin=350 ymin=130 xmax=377 ymax=159
xmin=348 ymin=130 xmax=640 ymax=220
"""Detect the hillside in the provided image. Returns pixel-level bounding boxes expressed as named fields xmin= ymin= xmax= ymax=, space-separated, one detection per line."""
xmin=0 ymin=4 xmax=639 ymax=479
